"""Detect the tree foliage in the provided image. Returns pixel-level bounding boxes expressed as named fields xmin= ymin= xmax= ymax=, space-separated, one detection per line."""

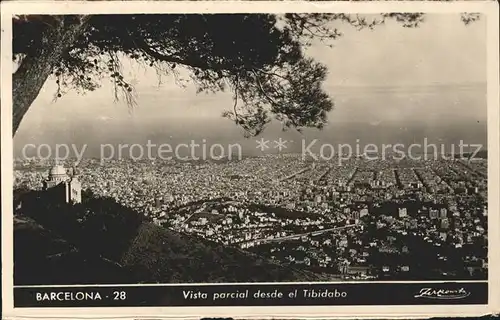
xmin=12 ymin=13 xmax=480 ymax=136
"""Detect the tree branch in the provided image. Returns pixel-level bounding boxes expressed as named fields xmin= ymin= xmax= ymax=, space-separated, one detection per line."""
xmin=12 ymin=15 xmax=91 ymax=136
xmin=136 ymin=38 xmax=240 ymax=72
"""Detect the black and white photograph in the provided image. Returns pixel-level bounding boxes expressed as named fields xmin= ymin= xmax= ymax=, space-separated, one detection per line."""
xmin=2 ymin=1 xmax=499 ymax=318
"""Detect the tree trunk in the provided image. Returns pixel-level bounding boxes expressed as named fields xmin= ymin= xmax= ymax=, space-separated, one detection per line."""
xmin=12 ymin=15 xmax=90 ymax=137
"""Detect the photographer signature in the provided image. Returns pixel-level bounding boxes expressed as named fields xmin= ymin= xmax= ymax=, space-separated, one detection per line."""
xmin=414 ymin=287 xmax=471 ymax=300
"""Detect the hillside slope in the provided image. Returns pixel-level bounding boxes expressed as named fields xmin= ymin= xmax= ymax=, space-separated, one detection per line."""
xmin=14 ymin=189 xmax=322 ymax=285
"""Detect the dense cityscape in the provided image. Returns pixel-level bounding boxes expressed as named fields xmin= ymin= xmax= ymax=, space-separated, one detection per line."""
xmin=14 ymin=153 xmax=488 ymax=280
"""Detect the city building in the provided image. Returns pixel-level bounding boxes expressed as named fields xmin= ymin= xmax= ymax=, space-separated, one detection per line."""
xmin=42 ymin=164 xmax=82 ymax=204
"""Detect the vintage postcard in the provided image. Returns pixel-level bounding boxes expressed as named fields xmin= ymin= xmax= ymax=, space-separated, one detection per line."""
xmin=1 ymin=1 xmax=499 ymax=319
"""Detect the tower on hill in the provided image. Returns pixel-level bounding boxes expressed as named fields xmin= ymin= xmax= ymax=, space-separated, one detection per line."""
xmin=42 ymin=163 xmax=82 ymax=204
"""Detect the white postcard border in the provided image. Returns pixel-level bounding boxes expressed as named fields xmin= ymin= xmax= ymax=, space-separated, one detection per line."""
xmin=1 ymin=1 xmax=499 ymax=319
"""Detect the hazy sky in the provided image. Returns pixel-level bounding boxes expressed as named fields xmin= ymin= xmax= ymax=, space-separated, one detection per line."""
xmin=14 ymin=13 xmax=487 ymax=154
